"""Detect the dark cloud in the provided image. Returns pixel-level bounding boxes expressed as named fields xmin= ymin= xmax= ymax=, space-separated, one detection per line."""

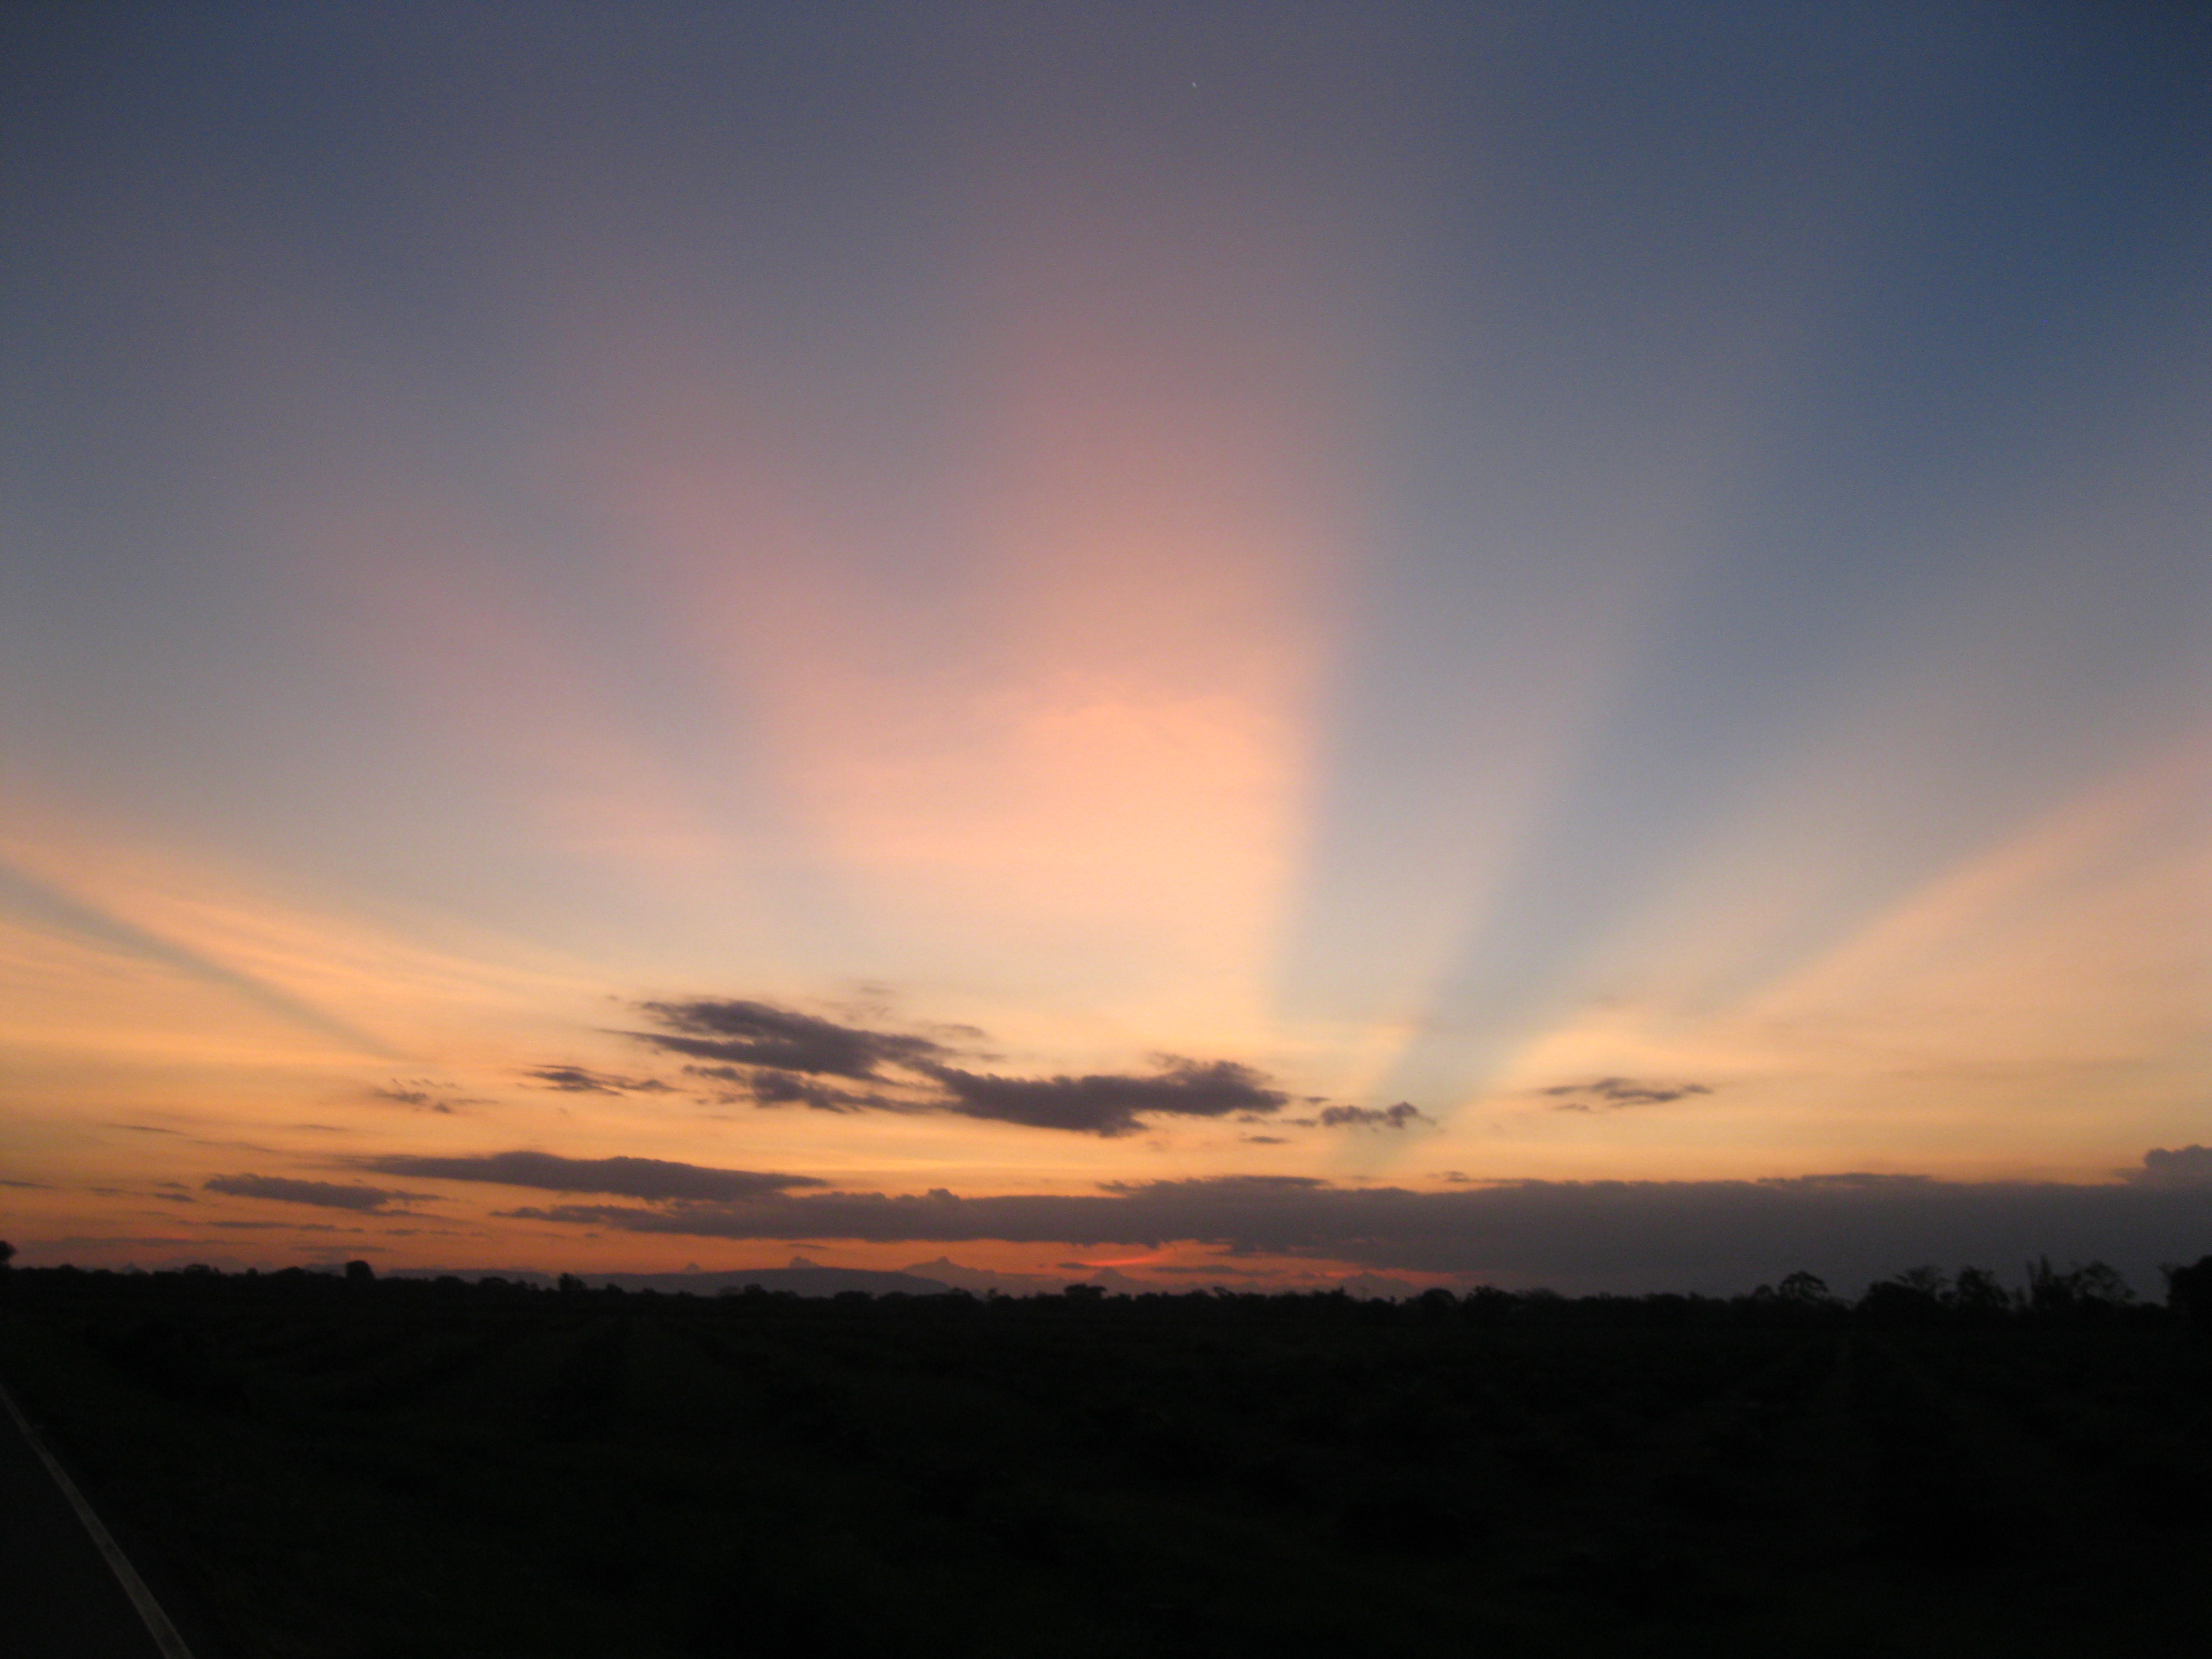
xmin=371 ymin=1087 xmax=455 ymax=1113
xmin=1541 ymin=1077 xmax=1713 ymax=1112
xmin=368 ymin=1079 xmax=494 ymax=1113
xmin=492 ymin=1164 xmax=2212 ymax=1296
xmin=204 ymin=1174 xmax=426 ymax=1213
xmin=684 ymin=1065 xmax=893 ymax=1113
xmin=1242 ymin=1134 xmax=1290 ymax=1145
xmin=633 ymin=999 xmax=946 ymax=1079
xmin=1271 ymin=1102 xmax=1431 ymax=1131
xmin=523 ymin=1066 xmax=674 ymax=1096
xmin=2127 ymin=1145 xmax=2212 ymax=1189
xmin=921 ymin=1058 xmax=1287 ymax=1137
xmin=354 ymin=1150 xmax=826 ymax=1203
xmin=733 ymin=1067 xmax=846 ymax=1109
xmin=1314 ymin=1103 xmax=1431 ymax=1130
xmin=107 ymin=1122 xmax=182 ymax=1134
xmin=622 ymin=998 xmax=1306 ymax=1137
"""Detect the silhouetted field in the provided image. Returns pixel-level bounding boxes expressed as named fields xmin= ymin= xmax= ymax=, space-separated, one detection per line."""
xmin=3 ymin=1261 xmax=2207 ymax=1657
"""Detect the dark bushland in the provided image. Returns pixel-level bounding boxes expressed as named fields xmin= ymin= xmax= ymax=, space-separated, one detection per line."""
xmin=2 ymin=1258 xmax=2207 ymax=1658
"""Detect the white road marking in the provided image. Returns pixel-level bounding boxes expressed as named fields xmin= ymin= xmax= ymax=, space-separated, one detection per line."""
xmin=0 ymin=1381 xmax=197 ymax=1659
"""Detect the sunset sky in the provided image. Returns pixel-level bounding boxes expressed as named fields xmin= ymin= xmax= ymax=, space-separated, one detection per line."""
xmin=4 ymin=2 xmax=2206 ymax=1293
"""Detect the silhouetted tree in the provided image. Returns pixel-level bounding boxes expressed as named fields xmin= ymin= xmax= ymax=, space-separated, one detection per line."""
xmin=344 ymin=1259 xmax=375 ymax=1284
xmin=2162 ymin=1255 xmax=2212 ymax=1331
xmin=1860 ymin=1271 xmax=1949 ymax=1326
xmin=1462 ymin=1285 xmax=1517 ymax=1326
xmin=1951 ymin=1265 xmax=2012 ymax=1319
xmin=2025 ymin=1256 xmax=2132 ymax=1321
xmin=1414 ymin=1286 xmax=1458 ymax=1321
xmin=1777 ymin=1271 xmax=1832 ymax=1305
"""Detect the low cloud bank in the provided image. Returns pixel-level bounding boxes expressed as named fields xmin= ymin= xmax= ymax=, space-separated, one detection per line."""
xmin=469 ymin=1149 xmax=2212 ymax=1295
xmin=2131 ymin=1144 xmax=2212 ymax=1188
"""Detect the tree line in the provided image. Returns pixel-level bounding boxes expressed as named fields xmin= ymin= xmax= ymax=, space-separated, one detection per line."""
xmin=6 ymin=1241 xmax=2208 ymax=1332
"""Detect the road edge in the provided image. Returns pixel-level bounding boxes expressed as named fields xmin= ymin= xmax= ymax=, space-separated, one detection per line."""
xmin=0 ymin=1380 xmax=198 ymax=1659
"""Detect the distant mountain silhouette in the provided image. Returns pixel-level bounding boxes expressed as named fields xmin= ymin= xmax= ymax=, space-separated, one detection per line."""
xmin=900 ymin=1256 xmax=1072 ymax=1295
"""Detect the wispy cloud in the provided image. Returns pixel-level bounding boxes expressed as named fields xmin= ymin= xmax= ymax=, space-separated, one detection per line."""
xmin=369 ymin=1085 xmax=466 ymax=1113
xmin=521 ymin=1065 xmax=674 ymax=1097
xmin=355 ymin=1150 xmax=825 ymax=1203
xmin=0 ymin=858 xmax=395 ymax=1056
xmin=1540 ymin=1077 xmax=1714 ymax=1112
xmin=371 ymin=1077 xmax=499 ymax=1112
xmin=1279 ymin=1102 xmax=1431 ymax=1130
xmin=206 ymin=1220 xmax=355 ymax=1232
xmin=204 ymin=1173 xmax=431 ymax=1213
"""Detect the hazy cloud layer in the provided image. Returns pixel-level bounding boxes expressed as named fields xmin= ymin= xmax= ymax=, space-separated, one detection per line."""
xmin=1541 ymin=1077 xmax=1714 ymax=1112
xmin=491 ymin=1149 xmax=2212 ymax=1293
xmin=356 ymin=1151 xmax=825 ymax=1203
xmin=204 ymin=1173 xmax=427 ymax=1213
xmin=207 ymin=1219 xmax=353 ymax=1232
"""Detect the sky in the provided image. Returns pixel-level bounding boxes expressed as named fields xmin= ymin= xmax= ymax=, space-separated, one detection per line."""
xmin=3 ymin=1 xmax=2206 ymax=1295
